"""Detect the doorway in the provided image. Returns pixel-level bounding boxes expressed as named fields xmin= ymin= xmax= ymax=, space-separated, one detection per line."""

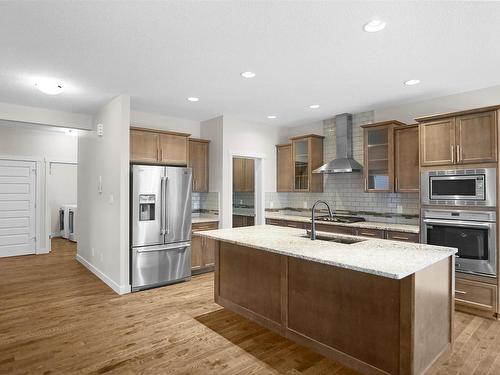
xmin=232 ymin=157 xmax=255 ymax=228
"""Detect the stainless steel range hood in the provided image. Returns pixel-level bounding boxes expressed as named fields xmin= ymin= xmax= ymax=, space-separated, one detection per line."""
xmin=313 ymin=113 xmax=363 ymax=174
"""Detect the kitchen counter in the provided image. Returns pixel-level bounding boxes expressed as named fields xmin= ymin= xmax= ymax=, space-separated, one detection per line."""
xmin=198 ymin=225 xmax=454 ymax=279
xmin=192 ymin=214 xmax=219 ymax=224
xmin=265 ymin=212 xmax=420 ymax=234
xmin=203 ymin=225 xmax=455 ymax=375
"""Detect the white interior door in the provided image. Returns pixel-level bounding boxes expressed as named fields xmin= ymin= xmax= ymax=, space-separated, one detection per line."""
xmin=0 ymin=159 xmax=36 ymax=257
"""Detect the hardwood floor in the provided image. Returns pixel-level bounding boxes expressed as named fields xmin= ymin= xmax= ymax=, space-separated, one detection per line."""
xmin=0 ymin=239 xmax=499 ymax=374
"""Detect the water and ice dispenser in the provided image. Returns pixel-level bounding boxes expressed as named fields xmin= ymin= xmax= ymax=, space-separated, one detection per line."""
xmin=139 ymin=194 xmax=156 ymax=221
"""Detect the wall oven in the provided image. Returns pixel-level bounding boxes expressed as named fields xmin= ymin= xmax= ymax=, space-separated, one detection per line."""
xmin=421 ymin=168 xmax=496 ymax=207
xmin=421 ymin=209 xmax=497 ymax=277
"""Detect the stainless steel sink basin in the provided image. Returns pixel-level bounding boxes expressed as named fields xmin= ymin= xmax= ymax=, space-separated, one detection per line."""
xmin=302 ymin=232 xmax=367 ymax=244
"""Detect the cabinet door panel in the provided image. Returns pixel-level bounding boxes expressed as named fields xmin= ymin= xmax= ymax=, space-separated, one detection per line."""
xmin=456 ymin=111 xmax=497 ymax=164
xmin=188 ymin=140 xmax=209 ymax=192
xmin=130 ymin=130 xmax=159 ymax=163
xmin=203 ymin=238 xmax=216 ymax=267
xmin=191 ymin=235 xmax=204 ymax=271
xmin=364 ymin=125 xmax=394 ymax=192
xmin=395 ymin=126 xmax=419 ymax=192
xmin=244 ymin=159 xmax=255 ymax=192
xmin=233 ymin=158 xmax=245 ymax=192
xmin=159 ymin=133 xmax=188 ymax=165
xmin=420 ymin=119 xmax=455 ymax=166
xmin=277 ymin=145 xmax=293 ymax=192
xmin=293 ymin=138 xmax=310 ymax=191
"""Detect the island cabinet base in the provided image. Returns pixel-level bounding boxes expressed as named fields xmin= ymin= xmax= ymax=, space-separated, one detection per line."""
xmin=214 ymin=241 xmax=454 ymax=375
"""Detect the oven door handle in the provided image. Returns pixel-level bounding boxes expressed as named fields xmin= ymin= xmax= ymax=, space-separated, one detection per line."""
xmin=422 ymin=218 xmax=493 ymax=229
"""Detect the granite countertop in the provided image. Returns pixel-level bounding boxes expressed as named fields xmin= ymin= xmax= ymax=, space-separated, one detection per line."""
xmin=265 ymin=212 xmax=420 ymax=234
xmin=192 ymin=214 xmax=219 ymax=224
xmin=197 ymin=225 xmax=456 ymax=280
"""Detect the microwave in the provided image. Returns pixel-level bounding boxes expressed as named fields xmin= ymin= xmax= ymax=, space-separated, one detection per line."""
xmin=421 ymin=168 xmax=496 ymax=207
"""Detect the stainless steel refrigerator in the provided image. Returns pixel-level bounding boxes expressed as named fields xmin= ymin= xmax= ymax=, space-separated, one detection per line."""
xmin=130 ymin=165 xmax=192 ymax=291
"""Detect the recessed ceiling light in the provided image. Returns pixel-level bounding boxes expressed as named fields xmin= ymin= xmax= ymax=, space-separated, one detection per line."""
xmin=241 ymin=71 xmax=256 ymax=79
xmin=187 ymin=97 xmax=199 ymax=102
xmin=404 ymin=79 xmax=420 ymax=86
xmin=363 ymin=19 xmax=386 ymax=33
xmin=267 ymin=115 xmax=277 ymax=119
xmin=309 ymin=104 xmax=320 ymax=109
xmin=35 ymin=78 xmax=64 ymax=95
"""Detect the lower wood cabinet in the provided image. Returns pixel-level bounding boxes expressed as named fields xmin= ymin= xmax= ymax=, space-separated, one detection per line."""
xmin=232 ymin=215 xmax=255 ymax=228
xmin=192 ymin=221 xmax=218 ymax=274
xmin=265 ymin=218 xmax=419 ymax=243
xmin=455 ymin=278 xmax=498 ymax=318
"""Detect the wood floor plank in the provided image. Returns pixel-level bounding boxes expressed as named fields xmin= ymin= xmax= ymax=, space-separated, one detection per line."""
xmin=1 ymin=239 xmax=500 ymax=374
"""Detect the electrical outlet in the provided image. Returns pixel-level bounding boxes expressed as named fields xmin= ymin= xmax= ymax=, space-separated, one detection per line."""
xmin=100 ymin=253 xmax=103 ymax=262
xmin=91 ymin=248 xmax=95 ymax=257
xmin=397 ymin=204 xmax=403 ymax=214
xmin=303 ymin=201 xmax=307 ymax=209
xmin=239 ymin=200 xmax=243 ymax=205
xmin=269 ymin=201 xmax=274 ymax=209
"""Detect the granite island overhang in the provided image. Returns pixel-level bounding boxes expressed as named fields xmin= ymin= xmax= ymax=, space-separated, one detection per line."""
xmin=198 ymin=225 xmax=458 ymax=375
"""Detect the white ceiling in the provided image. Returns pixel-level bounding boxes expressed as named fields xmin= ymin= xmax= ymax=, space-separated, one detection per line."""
xmin=1 ymin=1 xmax=500 ymax=127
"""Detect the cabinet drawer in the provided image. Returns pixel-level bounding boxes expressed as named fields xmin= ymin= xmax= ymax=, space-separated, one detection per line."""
xmin=283 ymin=220 xmax=305 ymax=229
xmin=192 ymin=222 xmax=218 ymax=232
xmin=455 ymin=279 xmax=497 ymax=312
xmin=315 ymin=224 xmax=355 ymax=235
xmin=386 ymin=231 xmax=419 ymax=243
xmin=356 ymin=228 xmax=385 ymax=239
xmin=266 ymin=219 xmax=285 ymax=227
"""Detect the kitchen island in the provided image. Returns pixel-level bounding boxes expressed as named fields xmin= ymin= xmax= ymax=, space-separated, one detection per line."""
xmin=198 ymin=225 xmax=457 ymax=375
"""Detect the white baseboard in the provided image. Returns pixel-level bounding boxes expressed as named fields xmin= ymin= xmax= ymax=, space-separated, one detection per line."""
xmin=76 ymin=254 xmax=130 ymax=295
xmin=36 ymin=248 xmax=49 ymax=255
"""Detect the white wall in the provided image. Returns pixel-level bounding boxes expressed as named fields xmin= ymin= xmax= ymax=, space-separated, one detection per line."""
xmin=0 ymin=121 xmax=78 ymax=252
xmin=375 ymin=84 xmax=500 ymax=123
xmin=131 ymin=110 xmax=201 ymax=138
xmin=280 ymin=120 xmax=324 ymax=142
xmin=200 ymin=116 xmax=280 ymax=228
xmin=0 ymin=101 xmax=92 ymax=130
xmin=48 ymin=163 xmax=77 ymax=236
xmin=77 ymin=95 xmax=130 ymax=295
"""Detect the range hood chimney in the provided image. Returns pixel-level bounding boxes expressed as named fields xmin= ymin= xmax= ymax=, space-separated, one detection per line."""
xmin=313 ymin=113 xmax=363 ymax=174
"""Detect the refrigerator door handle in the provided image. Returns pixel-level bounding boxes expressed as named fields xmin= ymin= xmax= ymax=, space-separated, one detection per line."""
xmin=160 ymin=176 xmax=166 ymax=235
xmin=164 ymin=177 xmax=169 ymax=234
xmin=134 ymin=241 xmax=190 ymax=253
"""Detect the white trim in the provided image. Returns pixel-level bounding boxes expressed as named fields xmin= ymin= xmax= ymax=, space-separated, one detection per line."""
xmin=227 ymin=150 xmax=266 ymax=227
xmin=76 ymin=254 xmax=131 ymax=295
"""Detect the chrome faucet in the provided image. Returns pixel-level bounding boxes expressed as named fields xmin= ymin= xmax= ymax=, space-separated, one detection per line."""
xmin=310 ymin=200 xmax=333 ymax=240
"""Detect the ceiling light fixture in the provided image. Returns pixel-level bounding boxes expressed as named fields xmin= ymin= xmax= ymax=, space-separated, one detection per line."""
xmin=309 ymin=104 xmax=320 ymax=109
xmin=363 ymin=19 xmax=386 ymax=33
xmin=187 ymin=97 xmax=199 ymax=102
xmin=267 ymin=115 xmax=277 ymax=119
xmin=35 ymin=78 xmax=64 ymax=95
xmin=241 ymin=71 xmax=256 ymax=78
xmin=404 ymin=79 xmax=420 ymax=86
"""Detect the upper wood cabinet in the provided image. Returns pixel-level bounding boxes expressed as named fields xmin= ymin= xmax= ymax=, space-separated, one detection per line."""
xmin=130 ymin=127 xmax=190 ymax=166
xmin=394 ymin=125 xmax=419 ymax=192
xmin=130 ymin=129 xmax=159 ymax=163
xmin=290 ymin=135 xmax=324 ymax=192
xmin=159 ymin=133 xmax=188 ymax=166
xmin=188 ymin=139 xmax=210 ymax=192
xmin=276 ymin=144 xmax=293 ymax=192
xmin=418 ymin=108 xmax=498 ymax=166
xmin=456 ymin=111 xmax=497 ymax=164
xmin=362 ymin=121 xmax=404 ymax=192
xmin=233 ymin=157 xmax=254 ymax=192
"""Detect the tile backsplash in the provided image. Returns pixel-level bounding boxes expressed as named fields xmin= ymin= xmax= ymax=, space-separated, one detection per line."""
xmin=267 ymin=111 xmax=420 ymax=224
xmin=192 ymin=192 xmax=219 ymax=213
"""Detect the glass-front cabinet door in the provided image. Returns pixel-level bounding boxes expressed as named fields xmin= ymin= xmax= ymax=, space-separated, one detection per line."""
xmin=363 ymin=124 xmax=394 ymax=192
xmin=293 ymin=138 xmax=309 ymax=190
